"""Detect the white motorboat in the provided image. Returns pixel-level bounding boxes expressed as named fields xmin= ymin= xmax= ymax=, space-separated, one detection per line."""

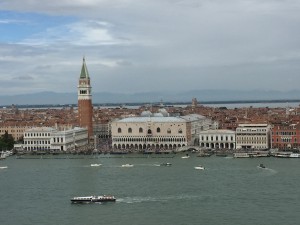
xmin=0 ymin=152 xmax=6 ymax=160
xmin=194 ymin=165 xmax=205 ymax=170
xmin=0 ymin=166 xmax=8 ymax=169
xmin=90 ymin=164 xmax=102 ymax=167
xmin=121 ymin=164 xmax=134 ymax=167
xmin=181 ymin=154 xmax=190 ymax=159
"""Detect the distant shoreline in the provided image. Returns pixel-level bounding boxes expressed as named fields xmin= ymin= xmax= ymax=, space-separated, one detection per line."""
xmin=1 ymin=99 xmax=300 ymax=109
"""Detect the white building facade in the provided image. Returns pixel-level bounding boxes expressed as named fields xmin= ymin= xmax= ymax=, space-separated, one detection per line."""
xmin=236 ymin=124 xmax=271 ymax=149
xmin=22 ymin=127 xmax=88 ymax=152
xmin=50 ymin=127 xmax=89 ymax=151
xmin=112 ymin=116 xmax=188 ymax=150
xmin=111 ymin=111 xmax=217 ymax=150
xmin=199 ymin=129 xmax=236 ymax=149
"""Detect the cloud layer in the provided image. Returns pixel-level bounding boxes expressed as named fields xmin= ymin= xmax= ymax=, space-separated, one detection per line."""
xmin=0 ymin=0 xmax=300 ymax=97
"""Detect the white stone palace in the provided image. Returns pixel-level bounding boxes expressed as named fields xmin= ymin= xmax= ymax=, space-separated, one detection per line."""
xmin=111 ymin=110 xmax=216 ymax=150
xmin=199 ymin=129 xmax=236 ymax=149
xmin=22 ymin=127 xmax=88 ymax=152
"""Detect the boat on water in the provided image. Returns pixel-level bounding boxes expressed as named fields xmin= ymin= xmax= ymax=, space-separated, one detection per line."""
xmin=233 ymin=153 xmax=249 ymax=158
xmin=121 ymin=164 xmax=134 ymax=167
xmin=258 ymin=163 xmax=266 ymax=169
xmin=289 ymin=153 xmax=300 ymax=158
xmin=273 ymin=152 xmax=300 ymax=158
xmin=0 ymin=152 xmax=6 ymax=160
xmin=160 ymin=163 xmax=172 ymax=166
xmin=197 ymin=152 xmax=212 ymax=157
xmin=181 ymin=154 xmax=190 ymax=159
xmin=71 ymin=195 xmax=116 ymax=203
xmin=194 ymin=165 xmax=205 ymax=170
xmin=90 ymin=164 xmax=102 ymax=167
xmin=0 ymin=166 xmax=8 ymax=169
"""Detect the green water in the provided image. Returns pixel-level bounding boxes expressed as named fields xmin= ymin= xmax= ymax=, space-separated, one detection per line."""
xmin=0 ymin=154 xmax=299 ymax=225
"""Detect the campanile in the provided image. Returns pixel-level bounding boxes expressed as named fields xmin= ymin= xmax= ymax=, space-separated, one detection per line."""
xmin=78 ymin=57 xmax=93 ymax=138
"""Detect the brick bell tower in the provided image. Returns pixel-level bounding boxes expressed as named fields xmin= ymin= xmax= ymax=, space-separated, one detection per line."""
xmin=78 ymin=57 xmax=93 ymax=138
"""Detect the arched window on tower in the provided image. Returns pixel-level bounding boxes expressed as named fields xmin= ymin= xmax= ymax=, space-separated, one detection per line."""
xmin=128 ymin=128 xmax=132 ymax=133
xmin=118 ymin=128 xmax=122 ymax=133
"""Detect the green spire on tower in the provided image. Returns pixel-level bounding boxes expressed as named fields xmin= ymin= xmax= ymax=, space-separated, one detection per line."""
xmin=80 ymin=57 xmax=90 ymax=79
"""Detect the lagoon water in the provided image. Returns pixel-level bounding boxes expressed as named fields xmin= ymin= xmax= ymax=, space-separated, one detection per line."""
xmin=1 ymin=154 xmax=300 ymax=225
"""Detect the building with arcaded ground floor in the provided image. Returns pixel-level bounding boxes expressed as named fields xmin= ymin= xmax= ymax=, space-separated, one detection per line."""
xmin=199 ymin=129 xmax=236 ymax=149
xmin=111 ymin=110 xmax=216 ymax=150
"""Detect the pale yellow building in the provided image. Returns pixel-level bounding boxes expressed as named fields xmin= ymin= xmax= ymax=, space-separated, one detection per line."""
xmin=0 ymin=125 xmax=32 ymax=141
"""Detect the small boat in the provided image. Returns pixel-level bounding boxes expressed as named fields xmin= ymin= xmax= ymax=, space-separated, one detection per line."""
xmin=181 ymin=154 xmax=190 ymax=159
xmin=160 ymin=163 xmax=172 ymax=166
xmin=0 ymin=166 xmax=8 ymax=169
xmin=0 ymin=152 xmax=6 ymax=160
xmin=71 ymin=195 xmax=116 ymax=203
xmin=258 ymin=163 xmax=266 ymax=169
xmin=90 ymin=164 xmax=102 ymax=167
xmin=121 ymin=164 xmax=134 ymax=167
xmin=194 ymin=165 xmax=205 ymax=170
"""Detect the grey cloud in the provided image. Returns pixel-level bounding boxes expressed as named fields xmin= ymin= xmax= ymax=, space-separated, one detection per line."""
xmin=0 ymin=0 xmax=300 ymax=95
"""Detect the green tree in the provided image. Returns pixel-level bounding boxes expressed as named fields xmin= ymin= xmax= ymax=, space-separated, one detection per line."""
xmin=0 ymin=131 xmax=15 ymax=150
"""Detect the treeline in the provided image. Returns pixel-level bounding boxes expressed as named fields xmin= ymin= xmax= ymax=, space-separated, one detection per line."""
xmin=0 ymin=131 xmax=14 ymax=150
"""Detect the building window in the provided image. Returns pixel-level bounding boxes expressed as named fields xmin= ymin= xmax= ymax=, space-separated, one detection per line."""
xmin=118 ymin=128 xmax=122 ymax=133
xmin=128 ymin=128 xmax=132 ymax=133
xmin=157 ymin=127 xmax=161 ymax=133
xmin=178 ymin=129 xmax=182 ymax=134
xmin=148 ymin=129 xmax=152 ymax=134
xmin=139 ymin=127 xmax=143 ymax=133
xmin=167 ymin=128 xmax=171 ymax=134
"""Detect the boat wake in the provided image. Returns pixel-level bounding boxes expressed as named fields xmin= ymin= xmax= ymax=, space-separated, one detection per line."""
xmin=256 ymin=166 xmax=277 ymax=175
xmin=117 ymin=194 xmax=202 ymax=204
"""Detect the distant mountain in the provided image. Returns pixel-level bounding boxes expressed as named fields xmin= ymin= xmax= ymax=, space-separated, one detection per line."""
xmin=0 ymin=90 xmax=300 ymax=106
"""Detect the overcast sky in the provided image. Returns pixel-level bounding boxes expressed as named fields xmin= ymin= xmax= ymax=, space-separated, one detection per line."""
xmin=0 ymin=0 xmax=300 ymax=95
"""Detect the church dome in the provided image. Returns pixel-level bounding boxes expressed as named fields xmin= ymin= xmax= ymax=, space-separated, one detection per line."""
xmin=158 ymin=108 xmax=169 ymax=117
xmin=141 ymin=111 xmax=152 ymax=117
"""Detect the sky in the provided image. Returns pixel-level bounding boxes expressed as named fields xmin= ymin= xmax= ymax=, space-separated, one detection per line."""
xmin=0 ymin=0 xmax=300 ymax=96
